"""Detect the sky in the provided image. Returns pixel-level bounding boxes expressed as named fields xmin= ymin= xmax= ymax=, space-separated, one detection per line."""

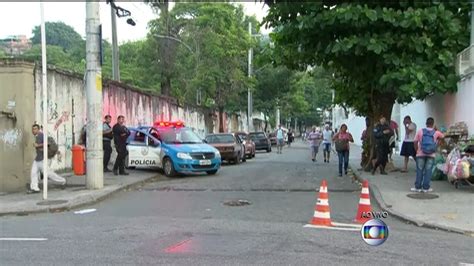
xmin=0 ymin=1 xmax=271 ymax=44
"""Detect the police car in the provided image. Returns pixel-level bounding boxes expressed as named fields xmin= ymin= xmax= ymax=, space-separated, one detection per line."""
xmin=126 ymin=121 xmax=221 ymax=177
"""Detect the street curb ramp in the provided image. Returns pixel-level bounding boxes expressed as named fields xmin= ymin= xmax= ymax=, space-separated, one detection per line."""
xmin=349 ymin=164 xmax=474 ymax=237
xmin=0 ymin=176 xmax=157 ymax=217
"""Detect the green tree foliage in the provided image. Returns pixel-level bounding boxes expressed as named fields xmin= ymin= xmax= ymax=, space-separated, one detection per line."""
xmin=264 ymin=1 xmax=470 ymax=167
xmin=264 ymin=2 xmax=469 ymax=119
xmin=116 ymin=40 xmax=161 ymax=91
xmin=31 ymin=22 xmax=84 ymax=52
xmin=189 ymin=4 xmax=251 ymax=132
xmin=21 ymin=44 xmax=85 ymax=73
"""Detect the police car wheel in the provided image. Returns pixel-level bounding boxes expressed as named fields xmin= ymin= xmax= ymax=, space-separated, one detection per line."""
xmin=163 ymin=157 xmax=176 ymax=177
xmin=206 ymin=170 xmax=218 ymax=175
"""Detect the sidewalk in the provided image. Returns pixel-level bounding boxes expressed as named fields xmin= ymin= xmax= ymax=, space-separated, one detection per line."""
xmin=0 ymin=170 xmax=159 ymax=216
xmin=349 ymin=145 xmax=474 ymax=235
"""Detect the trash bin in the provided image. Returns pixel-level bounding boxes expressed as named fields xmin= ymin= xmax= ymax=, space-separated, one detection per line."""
xmin=72 ymin=144 xmax=86 ymax=175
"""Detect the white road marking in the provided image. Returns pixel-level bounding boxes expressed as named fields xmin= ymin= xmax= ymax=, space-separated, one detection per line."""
xmin=331 ymin=222 xmax=363 ymax=229
xmin=74 ymin=208 xmax=96 ymax=214
xmin=459 ymin=263 xmax=474 ymax=266
xmin=304 ymin=224 xmax=360 ymax=231
xmin=0 ymin=238 xmax=48 ymax=241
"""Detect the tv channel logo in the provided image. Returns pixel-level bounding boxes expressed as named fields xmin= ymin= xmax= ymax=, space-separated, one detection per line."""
xmin=361 ymin=219 xmax=389 ymax=246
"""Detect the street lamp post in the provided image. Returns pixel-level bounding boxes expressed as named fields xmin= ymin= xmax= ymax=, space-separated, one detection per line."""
xmin=247 ymin=22 xmax=262 ymax=133
xmin=248 ymin=22 xmax=253 ymax=132
xmin=107 ymin=0 xmax=135 ymax=81
xmin=40 ymin=0 xmax=48 ymax=199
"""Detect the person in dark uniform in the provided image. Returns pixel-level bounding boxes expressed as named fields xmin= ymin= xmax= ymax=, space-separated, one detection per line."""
xmin=112 ymin=115 xmax=130 ymax=176
xmin=102 ymin=115 xmax=113 ymax=172
xmin=372 ymin=116 xmax=394 ymax=175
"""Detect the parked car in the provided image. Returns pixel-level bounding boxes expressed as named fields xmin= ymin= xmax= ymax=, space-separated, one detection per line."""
xmin=205 ymin=133 xmax=246 ymax=164
xmin=235 ymin=131 xmax=256 ymax=159
xmin=126 ymin=121 xmax=221 ymax=177
xmin=248 ymin=131 xmax=272 ymax=153
xmin=268 ymin=132 xmax=277 ymax=146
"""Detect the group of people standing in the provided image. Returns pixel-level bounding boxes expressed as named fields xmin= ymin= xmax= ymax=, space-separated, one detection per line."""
xmin=103 ymin=115 xmax=131 ymax=176
xmin=29 ymin=115 xmax=131 ymax=193
xmin=79 ymin=115 xmax=131 ymax=175
xmin=364 ymin=115 xmax=444 ymax=192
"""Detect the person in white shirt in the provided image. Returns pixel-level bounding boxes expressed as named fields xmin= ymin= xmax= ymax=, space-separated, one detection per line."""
xmin=322 ymin=124 xmax=334 ymax=163
xmin=275 ymin=125 xmax=285 ymax=154
xmin=307 ymin=126 xmax=322 ymax=162
xmin=400 ymin=115 xmax=417 ymax=173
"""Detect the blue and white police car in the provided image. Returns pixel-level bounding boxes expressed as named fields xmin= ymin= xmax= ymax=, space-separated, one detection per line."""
xmin=126 ymin=121 xmax=221 ymax=177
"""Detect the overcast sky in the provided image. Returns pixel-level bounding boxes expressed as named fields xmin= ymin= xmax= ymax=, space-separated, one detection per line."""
xmin=0 ymin=1 xmax=270 ymax=44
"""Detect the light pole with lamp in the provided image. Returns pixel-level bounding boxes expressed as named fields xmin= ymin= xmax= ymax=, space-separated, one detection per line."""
xmin=247 ymin=22 xmax=262 ymax=133
xmin=107 ymin=0 xmax=136 ymax=81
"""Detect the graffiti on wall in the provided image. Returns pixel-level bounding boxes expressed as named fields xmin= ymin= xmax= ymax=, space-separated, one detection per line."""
xmin=40 ymin=99 xmax=59 ymax=121
xmin=54 ymin=111 xmax=70 ymax=130
xmin=0 ymin=128 xmax=23 ymax=149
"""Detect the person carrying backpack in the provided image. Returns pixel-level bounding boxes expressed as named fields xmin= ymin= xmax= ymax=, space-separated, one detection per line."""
xmin=412 ymin=117 xmax=444 ymax=193
xmin=29 ymin=124 xmax=66 ymax=193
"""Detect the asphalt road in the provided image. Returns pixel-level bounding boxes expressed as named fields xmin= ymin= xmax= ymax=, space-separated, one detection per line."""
xmin=1 ymin=142 xmax=473 ymax=265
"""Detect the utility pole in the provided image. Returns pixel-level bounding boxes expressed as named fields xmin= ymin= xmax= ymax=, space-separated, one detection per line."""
xmin=40 ymin=0 xmax=48 ymax=200
xmin=111 ymin=1 xmax=120 ymax=81
xmin=247 ymin=22 xmax=253 ymax=132
xmin=85 ymin=1 xmax=103 ymax=189
xmin=276 ymin=99 xmax=280 ymax=128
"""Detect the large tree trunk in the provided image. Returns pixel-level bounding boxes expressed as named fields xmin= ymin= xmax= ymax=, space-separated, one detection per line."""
xmin=218 ymin=106 xmax=225 ymax=133
xmin=362 ymin=92 xmax=396 ymax=171
xmin=160 ymin=76 xmax=171 ymax=96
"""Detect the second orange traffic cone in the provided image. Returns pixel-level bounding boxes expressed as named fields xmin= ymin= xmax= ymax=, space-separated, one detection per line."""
xmin=354 ymin=179 xmax=372 ymax=223
xmin=309 ymin=179 xmax=332 ymax=226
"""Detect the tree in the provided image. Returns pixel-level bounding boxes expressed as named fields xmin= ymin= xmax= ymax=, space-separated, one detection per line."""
xmin=31 ymin=21 xmax=84 ymax=52
xmin=21 ymin=44 xmax=85 ymax=73
xmin=146 ymin=1 xmax=199 ymax=96
xmin=254 ymin=65 xmax=292 ymax=130
xmin=188 ymin=4 xmax=251 ymax=132
xmin=264 ymin=1 xmax=470 ymax=169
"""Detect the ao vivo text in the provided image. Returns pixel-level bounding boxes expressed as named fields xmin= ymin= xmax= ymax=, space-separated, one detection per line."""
xmin=361 ymin=211 xmax=389 ymax=219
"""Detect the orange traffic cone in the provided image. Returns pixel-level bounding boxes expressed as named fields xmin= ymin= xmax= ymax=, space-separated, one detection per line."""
xmin=354 ymin=179 xmax=372 ymax=223
xmin=309 ymin=179 xmax=332 ymax=226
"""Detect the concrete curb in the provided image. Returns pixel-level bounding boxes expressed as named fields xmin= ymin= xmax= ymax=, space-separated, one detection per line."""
xmin=350 ymin=164 xmax=473 ymax=236
xmin=0 ymin=175 xmax=157 ymax=217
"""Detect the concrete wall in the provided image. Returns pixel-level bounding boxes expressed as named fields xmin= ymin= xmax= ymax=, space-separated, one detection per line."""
xmin=1 ymin=60 xmax=265 ymax=192
xmin=0 ymin=61 xmax=36 ymax=192
xmin=332 ymin=75 xmax=474 ymax=147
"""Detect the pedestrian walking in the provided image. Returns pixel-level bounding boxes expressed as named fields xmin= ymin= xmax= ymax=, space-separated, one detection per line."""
xmin=307 ymin=126 xmax=322 ymax=162
xmin=103 ymin=115 xmax=113 ymax=172
xmin=322 ymin=124 xmax=334 ymax=163
xmin=287 ymin=128 xmax=294 ymax=147
xmin=275 ymin=125 xmax=285 ymax=154
xmin=400 ymin=115 xmax=417 ymax=173
xmin=411 ymin=117 xmax=444 ymax=193
xmin=29 ymin=124 xmax=66 ymax=193
xmin=333 ymin=124 xmax=354 ymax=176
xmin=112 ymin=115 xmax=130 ymax=176
xmin=372 ymin=116 xmax=394 ymax=175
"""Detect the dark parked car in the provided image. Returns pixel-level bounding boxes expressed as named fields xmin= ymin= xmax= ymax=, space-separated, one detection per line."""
xmin=205 ymin=133 xmax=246 ymax=164
xmin=249 ymin=132 xmax=271 ymax=153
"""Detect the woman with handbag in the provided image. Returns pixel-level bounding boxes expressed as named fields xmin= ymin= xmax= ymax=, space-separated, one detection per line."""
xmin=332 ymin=124 xmax=354 ymax=176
